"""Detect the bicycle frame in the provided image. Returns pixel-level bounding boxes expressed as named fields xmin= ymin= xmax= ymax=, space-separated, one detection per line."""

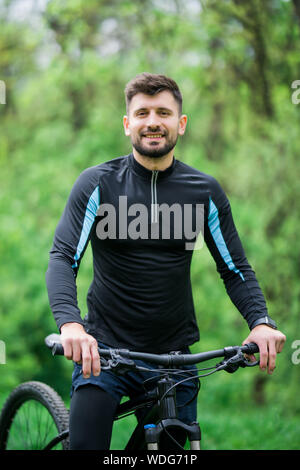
xmin=43 ymin=430 xmax=69 ymax=450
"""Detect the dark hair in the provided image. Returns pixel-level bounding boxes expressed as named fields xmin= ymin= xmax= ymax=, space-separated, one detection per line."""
xmin=124 ymin=72 xmax=183 ymax=114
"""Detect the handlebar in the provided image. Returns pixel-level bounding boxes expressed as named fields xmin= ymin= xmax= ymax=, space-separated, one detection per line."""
xmin=45 ymin=334 xmax=259 ymax=370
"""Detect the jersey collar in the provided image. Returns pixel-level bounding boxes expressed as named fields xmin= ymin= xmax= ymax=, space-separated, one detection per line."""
xmin=128 ymin=153 xmax=176 ymax=179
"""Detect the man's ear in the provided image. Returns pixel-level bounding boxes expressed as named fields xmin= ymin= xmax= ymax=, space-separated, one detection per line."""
xmin=123 ymin=115 xmax=131 ymax=136
xmin=178 ymin=114 xmax=187 ymax=136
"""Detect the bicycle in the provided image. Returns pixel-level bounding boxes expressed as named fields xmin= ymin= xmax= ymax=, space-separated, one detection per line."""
xmin=0 ymin=334 xmax=259 ymax=450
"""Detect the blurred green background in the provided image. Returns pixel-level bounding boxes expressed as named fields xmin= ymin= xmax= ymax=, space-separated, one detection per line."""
xmin=0 ymin=0 xmax=299 ymax=450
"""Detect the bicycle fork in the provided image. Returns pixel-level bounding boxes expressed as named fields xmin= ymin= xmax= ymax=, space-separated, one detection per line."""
xmin=144 ymin=377 xmax=201 ymax=450
xmin=144 ymin=421 xmax=201 ymax=450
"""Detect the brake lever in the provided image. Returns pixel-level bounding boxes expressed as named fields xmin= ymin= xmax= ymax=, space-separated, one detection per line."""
xmin=216 ymin=349 xmax=259 ymax=373
xmin=240 ymin=356 xmax=260 ymax=368
xmin=100 ymin=356 xmax=110 ymax=370
xmin=101 ymin=350 xmax=137 ymax=375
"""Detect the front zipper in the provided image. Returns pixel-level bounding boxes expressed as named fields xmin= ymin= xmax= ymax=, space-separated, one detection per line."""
xmin=151 ymin=170 xmax=159 ymax=223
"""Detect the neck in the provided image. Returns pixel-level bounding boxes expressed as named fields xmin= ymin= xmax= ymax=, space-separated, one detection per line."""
xmin=132 ymin=148 xmax=174 ymax=171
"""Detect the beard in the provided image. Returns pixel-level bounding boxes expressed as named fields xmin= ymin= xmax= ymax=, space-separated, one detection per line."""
xmin=131 ymin=132 xmax=178 ymax=159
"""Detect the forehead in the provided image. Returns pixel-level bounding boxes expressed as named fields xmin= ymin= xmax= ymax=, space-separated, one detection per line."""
xmin=129 ymin=90 xmax=178 ymax=113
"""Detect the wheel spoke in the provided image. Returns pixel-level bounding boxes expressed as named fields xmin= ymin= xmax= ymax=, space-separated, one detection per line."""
xmin=6 ymin=399 xmax=60 ymax=450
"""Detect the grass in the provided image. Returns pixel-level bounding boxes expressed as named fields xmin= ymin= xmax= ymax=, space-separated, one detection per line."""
xmin=196 ymin=406 xmax=300 ymax=450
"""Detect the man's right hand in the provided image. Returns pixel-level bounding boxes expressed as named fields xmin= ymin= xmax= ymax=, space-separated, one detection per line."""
xmin=60 ymin=323 xmax=100 ymax=378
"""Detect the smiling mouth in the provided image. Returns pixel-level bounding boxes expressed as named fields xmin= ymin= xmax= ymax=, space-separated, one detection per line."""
xmin=142 ymin=134 xmax=164 ymax=139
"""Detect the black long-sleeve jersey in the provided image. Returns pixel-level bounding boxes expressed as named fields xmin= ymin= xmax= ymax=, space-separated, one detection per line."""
xmin=46 ymin=153 xmax=270 ymax=353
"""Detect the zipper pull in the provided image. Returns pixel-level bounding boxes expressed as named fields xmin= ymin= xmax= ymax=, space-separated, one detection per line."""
xmin=151 ymin=170 xmax=159 ymax=223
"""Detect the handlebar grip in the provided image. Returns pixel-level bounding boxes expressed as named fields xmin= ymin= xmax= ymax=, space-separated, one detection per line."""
xmin=243 ymin=342 xmax=259 ymax=354
xmin=52 ymin=342 xmax=65 ymax=356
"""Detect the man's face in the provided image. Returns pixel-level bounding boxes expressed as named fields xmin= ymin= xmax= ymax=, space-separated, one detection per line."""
xmin=123 ymin=91 xmax=187 ymax=159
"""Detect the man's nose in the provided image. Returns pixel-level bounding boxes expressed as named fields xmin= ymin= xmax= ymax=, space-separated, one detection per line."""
xmin=145 ymin=111 xmax=160 ymax=128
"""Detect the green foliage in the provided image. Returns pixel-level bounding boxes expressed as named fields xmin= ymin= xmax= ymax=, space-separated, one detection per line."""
xmin=0 ymin=0 xmax=299 ymax=449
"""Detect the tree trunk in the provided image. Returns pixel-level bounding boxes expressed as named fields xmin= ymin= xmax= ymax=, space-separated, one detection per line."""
xmin=292 ymin=0 xmax=300 ymax=26
xmin=253 ymin=375 xmax=267 ymax=405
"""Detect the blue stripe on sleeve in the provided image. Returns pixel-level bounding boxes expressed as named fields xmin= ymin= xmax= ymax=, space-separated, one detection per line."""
xmin=208 ymin=197 xmax=245 ymax=281
xmin=72 ymin=186 xmax=100 ymax=268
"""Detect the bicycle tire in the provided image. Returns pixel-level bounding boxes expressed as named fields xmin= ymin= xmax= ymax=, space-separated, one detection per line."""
xmin=0 ymin=381 xmax=69 ymax=450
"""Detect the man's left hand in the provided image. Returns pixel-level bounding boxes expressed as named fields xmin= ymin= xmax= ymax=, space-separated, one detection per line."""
xmin=243 ymin=325 xmax=286 ymax=374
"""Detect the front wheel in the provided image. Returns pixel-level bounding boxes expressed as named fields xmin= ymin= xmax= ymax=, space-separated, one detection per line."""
xmin=0 ymin=381 xmax=69 ymax=450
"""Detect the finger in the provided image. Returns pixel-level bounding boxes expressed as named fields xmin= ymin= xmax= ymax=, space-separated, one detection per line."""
xmin=258 ymin=342 xmax=268 ymax=371
xmin=267 ymin=340 xmax=277 ymax=374
xmin=244 ymin=353 xmax=256 ymax=363
xmin=72 ymin=341 xmax=82 ymax=364
xmin=249 ymin=354 xmax=257 ymax=363
xmin=81 ymin=340 xmax=92 ymax=378
xmin=91 ymin=342 xmax=101 ymax=377
xmin=277 ymin=335 xmax=286 ymax=354
xmin=62 ymin=339 xmax=73 ymax=360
